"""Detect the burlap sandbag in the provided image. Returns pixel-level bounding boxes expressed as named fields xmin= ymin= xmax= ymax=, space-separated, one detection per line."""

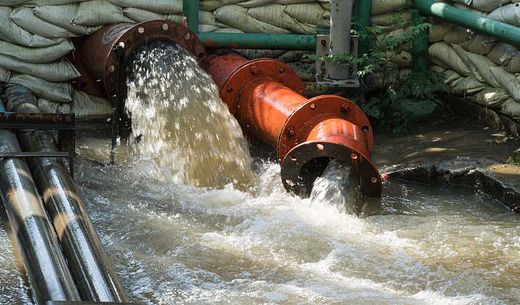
xmin=442 ymin=69 xmax=462 ymax=84
xmin=285 ymin=3 xmax=328 ymax=26
xmin=372 ymin=0 xmax=408 ymax=15
xmin=450 ymin=75 xmax=486 ymax=95
xmin=451 ymin=0 xmax=510 ymax=13
xmin=487 ymin=43 xmax=519 ymax=66
xmin=123 ymin=8 xmax=183 ymax=23
xmin=471 ymin=87 xmax=509 ymax=109
xmin=0 ymin=40 xmax=74 ymax=64
xmin=108 ymin=0 xmax=183 ymax=14
xmin=38 ymin=98 xmax=71 ymax=114
xmin=490 ymin=66 xmax=520 ymax=100
xmin=72 ymin=90 xmax=113 ymax=118
xmin=0 ymin=66 xmax=10 ymax=83
xmin=248 ymin=4 xmax=314 ymax=34
xmin=0 ymin=54 xmax=80 ymax=82
xmin=73 ymin=0 xmax=132 ymax=26
xmin=487 ymin=3 xmax=520 ymax=26
xmin=500 ymin=99 xmax=520 ymax=118
xmin=429 ymin=21 xmax=453 ymax=43
xmin=34 ymin=5 xmax=101 ymax=36
xmin=0 ymin=7 xmax=62 ymax=47
xmin=214 ymin=5 xmax=289 ymax=33
xmin=201 ymin=0 xmax=245 ymax=11
xmin=27 ymin=0 xmax=86 ymax=4
xmin=464 ymin=52 xmax=501 ymax=88
xmin=9 ymin=74 xmax=73 ymax=102
xmin=460 ymin=34 xmax=497 ymax=55
xmin=11 ymin=7 xmax=77 ymax=39
xmin=429 ymin=42 xmax=472 ymax=76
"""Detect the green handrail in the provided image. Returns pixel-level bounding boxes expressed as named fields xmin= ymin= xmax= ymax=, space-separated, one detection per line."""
xmin=182 ymin=0 xmax=371 ymax=52
xmin=415 ymin=0 xmax=520 ymax=48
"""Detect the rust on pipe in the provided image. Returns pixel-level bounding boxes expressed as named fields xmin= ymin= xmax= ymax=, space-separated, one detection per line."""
xmin=72 ymin=20 xmax=206 ymax=100
xmin=207 ymin=53 xmax=381 ymax=198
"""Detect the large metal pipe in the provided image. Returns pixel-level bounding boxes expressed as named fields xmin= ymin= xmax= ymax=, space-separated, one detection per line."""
xmin=3 ymin=85 xmax=128 ymax=303
xmin=207 ymin=53 xmax=381 ymax=199
xmin=0 ymin=100 xmax=81 ymax=304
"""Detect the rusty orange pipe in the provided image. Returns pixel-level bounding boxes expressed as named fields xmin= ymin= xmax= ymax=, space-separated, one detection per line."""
xmin=207 ymin=53 xmax=381 ymax=198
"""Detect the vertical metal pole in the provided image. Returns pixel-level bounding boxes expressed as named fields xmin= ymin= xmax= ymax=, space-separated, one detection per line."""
xmin=354 ymin=0 xmax=372 ymax=55
xmin=328 ymin=0 xmax=355 ymax=79
xmin=3 ymin=85 xmax=128 ymax=303
xmin=0 ymin=99 xmax=81 ymax=304
xmin=183 ymin=0 xmax=199 ymax=34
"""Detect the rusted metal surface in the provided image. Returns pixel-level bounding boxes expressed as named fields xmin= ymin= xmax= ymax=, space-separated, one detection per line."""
xmin=74 ymin=20 xmax=206 ymax=100
xmin=207 ymin=53 xmax=381 ymax=198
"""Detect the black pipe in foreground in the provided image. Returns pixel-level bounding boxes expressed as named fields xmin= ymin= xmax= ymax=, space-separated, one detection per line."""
xmin=0 ymin=100 xmax=81 ymax=304
xmin=3 ymin=85 xmax=128 ymax=303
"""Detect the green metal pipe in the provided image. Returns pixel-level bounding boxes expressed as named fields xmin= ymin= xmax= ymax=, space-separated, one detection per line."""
xmin=354 ymin=0 xmax=372 ymax=54
xmin=199 ymin=32 xmax=316 ymax=50
xmin=183 ymin=0 xmax=199 ymax=35
xmin=415 ymin=0 xmax=520 ymax=48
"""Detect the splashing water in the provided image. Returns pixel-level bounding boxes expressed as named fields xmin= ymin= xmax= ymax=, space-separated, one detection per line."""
xmin=125 ymin=42 xmax=253 ymax=188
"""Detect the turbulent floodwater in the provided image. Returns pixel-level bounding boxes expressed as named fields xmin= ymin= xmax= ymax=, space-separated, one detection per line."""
xmin=0 ymin=43 xmax=519 ymax=304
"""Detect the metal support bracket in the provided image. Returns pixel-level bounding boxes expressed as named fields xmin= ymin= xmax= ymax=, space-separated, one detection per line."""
xmin=0 ymin=112 xmax=76 ymax=176
xmin=315 ymin=32 xmax=360 ymax=88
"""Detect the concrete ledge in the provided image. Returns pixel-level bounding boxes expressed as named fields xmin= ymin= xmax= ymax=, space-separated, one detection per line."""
xmin=384 ymin=158 xmax=520 ymax=213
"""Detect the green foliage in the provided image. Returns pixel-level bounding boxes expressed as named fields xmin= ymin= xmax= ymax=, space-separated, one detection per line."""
xmin=304 ymin=8 xmax=446 ymax=133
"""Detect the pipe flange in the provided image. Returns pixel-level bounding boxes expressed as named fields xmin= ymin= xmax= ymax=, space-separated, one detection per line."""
xmin=280 ymin=140 xmax=382 ymax=198
xmin=220 ymin=58 xmax=305 ymax=116
xmin=277 ymin=95 xmax=374 ymax=161
xmin=76 ymin=20 xmax=206 ymax=100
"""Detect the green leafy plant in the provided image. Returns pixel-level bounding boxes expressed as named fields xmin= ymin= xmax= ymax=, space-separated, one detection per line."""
xmin=305 ymin=8 xmax=447 ymax=133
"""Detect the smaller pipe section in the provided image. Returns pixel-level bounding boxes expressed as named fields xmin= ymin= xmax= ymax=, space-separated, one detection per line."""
xmin=3 ymin=85 xmax=127 ymax=303
xmin=415 ymin=0 xmax=520 ymax=48
xmin=199 ymin=32 xmax=316 ymax=50
xmin=207 ymin=53 xmax=381 ymax=198
xmin=0 ymin=99 xmax=81 ymax=304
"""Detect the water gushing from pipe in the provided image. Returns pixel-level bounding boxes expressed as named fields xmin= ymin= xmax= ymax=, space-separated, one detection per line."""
xmin=125 ymin=42 xmax=254 ymax=189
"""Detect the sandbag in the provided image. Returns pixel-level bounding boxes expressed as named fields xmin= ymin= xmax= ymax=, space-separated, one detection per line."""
xmin=487 ymin=3 xmax=520 ymax=26
xmin=248 ymin=4 xmax=314 ymax=34
xmin=428 ymin=22 xmax=453 ymax=43
xmin=277 ymin=50 xmax=308 ymax=62
xmin=11 ymin=7 xmax=77 ymax=38
xmin=506 ymin=56 xmax=520 ymax=73
xmin=9 ymin=74 xmax=73 ymax=102
xmin=464 ymin=52 xmax=501 ymax=88
xmin=387 ymin=50 xmax=412 ymax=68
xmin=451 ymin=0 xmax=510 ymax=13
xmin=443 ymin=26 xmax=472 ymax=44
xmin=201 ymin=0 xmax=245 ymax=11
xmin=460 ymin=34 xmax=497 ymax=55
xmin=107 ymin=0 xmax=183 ymax=14
xmin=239 ymin=0 xmax=276 ymax=8
xmin=471 ymin=87 xmax=509 ymax=109
xmin=34 ymin=5 xmax=101 ymax=35
xmin=442 ymin=69 xmax=462 ymax=84
xmin=372 ymin=0 xmax=408 ymax=15
xmin=199 ymin=24 xmax=221 ymax=32
xmin=487 ymin=43 xmax=519 ymax=66
xmin=214 ymin=5 xmax=289 ymax=34
xmin=450 ymin=75 xmax=486 ymax=95
xmin=0 ymin=0 xmax=28 ymax=4
xmin=0 ymin=54 xmax=80 ymax=82
xmin=38 ymin=98 xmax=71 ymax=114
xmin=0 ymin=40 xmax=75 ymax=64
xmin=429 ymin=42 xmax=472 ymax=76
xmin=490 ymin=66 xmax=520 ymax=101
xmin=0 ymin=66 xmax=10 ymax=83
xmin=123 ymin=7 xmax=183 ymax=23
xmin=285 ymin=3 xmax=328 ymax=25
xmin=72 ymin=90 xmax=113 ymax=118
xmin=0 ymin=7 xmax=62 ymax=48
xmin=73 ymin=0 xmax=132 ymax=26
xmin=501 ymin=99 xmax=520 ymax=118
xmin=28 ymin=0 xmax=87 ymax=4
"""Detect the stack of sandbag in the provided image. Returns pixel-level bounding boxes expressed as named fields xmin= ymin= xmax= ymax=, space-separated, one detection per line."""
xmin=428 ymin=0 xmax=520 ymax=122
xmin=0 ymin=0 xmax=186 ymax=119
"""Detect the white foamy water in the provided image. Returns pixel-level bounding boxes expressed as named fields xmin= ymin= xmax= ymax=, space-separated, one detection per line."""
xmin=125 ymin=42 xmax=253 ymax=188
